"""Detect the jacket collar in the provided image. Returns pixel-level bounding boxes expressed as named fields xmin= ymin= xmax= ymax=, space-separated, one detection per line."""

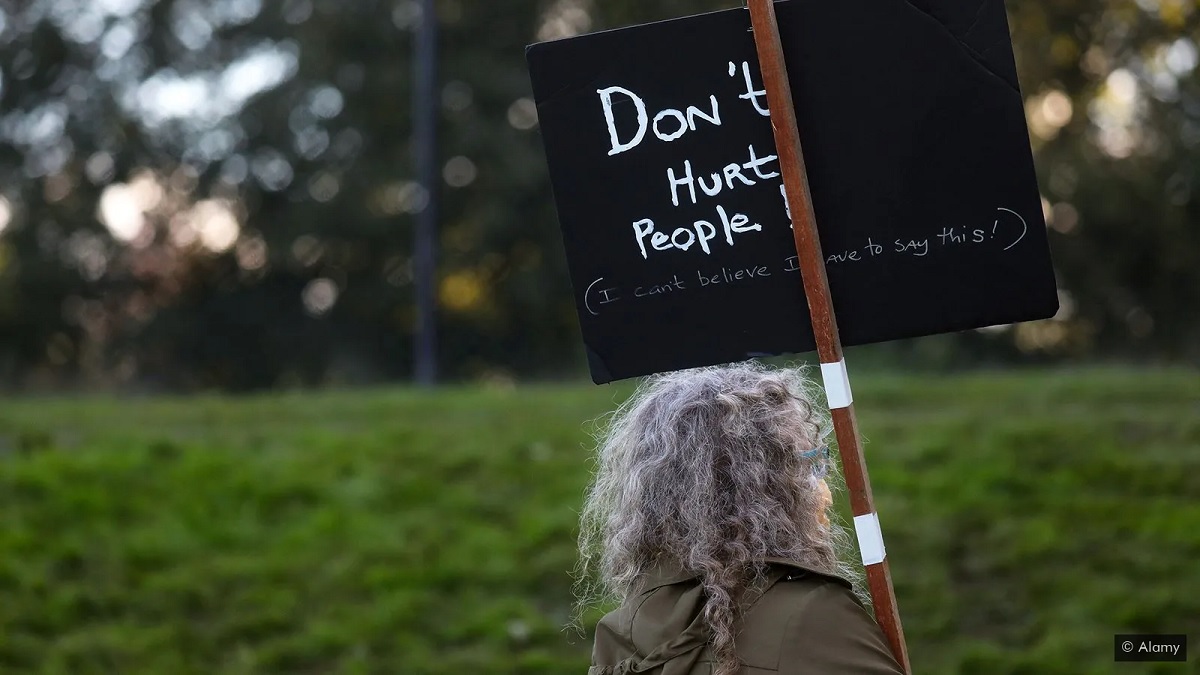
xmin=637 ymin=555 xmax=852 ymax=594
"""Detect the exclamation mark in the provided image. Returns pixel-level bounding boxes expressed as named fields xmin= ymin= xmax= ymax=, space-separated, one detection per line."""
xmin=992 ymin=220 xmax=999 ymax=239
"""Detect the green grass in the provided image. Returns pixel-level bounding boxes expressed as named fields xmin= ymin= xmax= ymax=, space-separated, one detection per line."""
xmin=1 ymin=368 xmax=1198 ymax=674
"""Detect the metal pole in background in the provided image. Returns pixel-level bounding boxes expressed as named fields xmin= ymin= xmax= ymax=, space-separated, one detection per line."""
xmin=413 ymin=0 xmax=439 ymax=386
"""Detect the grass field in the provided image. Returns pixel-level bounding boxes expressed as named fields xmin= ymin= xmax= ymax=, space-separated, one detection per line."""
xmin=1 ymin=368 xmax=1198 ymax=674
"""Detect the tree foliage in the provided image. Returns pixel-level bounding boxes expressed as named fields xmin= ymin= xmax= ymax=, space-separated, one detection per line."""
xmin=0 ymin=0 xmax=1196 ymax=390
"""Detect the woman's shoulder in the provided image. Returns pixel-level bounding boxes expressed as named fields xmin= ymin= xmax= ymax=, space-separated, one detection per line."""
xmin=743 ymin=566 xmax=852 ymax=625
xmin=739 ymin=564 xmax=903 ymax=674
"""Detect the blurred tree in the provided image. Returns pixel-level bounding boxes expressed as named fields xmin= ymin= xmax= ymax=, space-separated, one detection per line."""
xmin=0 ymin=0 xmax=1196 ymax=391
xmin=1008 ymin=0 xmax=1200 ymax=361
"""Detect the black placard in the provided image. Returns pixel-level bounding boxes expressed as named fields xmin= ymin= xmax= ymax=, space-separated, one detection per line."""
xmin=527 ymin=0 xmax=1058 ymax=384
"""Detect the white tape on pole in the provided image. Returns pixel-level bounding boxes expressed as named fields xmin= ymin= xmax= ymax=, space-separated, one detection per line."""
xmin=853 ymin=512 xmax=887 ymax=566
xmin=820 ymin=359 xmax=854 ymax=410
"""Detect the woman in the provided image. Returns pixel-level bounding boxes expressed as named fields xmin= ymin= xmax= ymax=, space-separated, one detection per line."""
xmin=576 ymin=364 xmax=903 ymax=674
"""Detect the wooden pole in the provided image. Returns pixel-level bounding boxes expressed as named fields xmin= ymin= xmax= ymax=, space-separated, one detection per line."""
xmin=744 ymin=1 xmax=911 ymax=671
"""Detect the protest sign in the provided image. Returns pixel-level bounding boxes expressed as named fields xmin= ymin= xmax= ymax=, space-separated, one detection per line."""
xmin=527 ymin=0 xmax=1058 ymax=384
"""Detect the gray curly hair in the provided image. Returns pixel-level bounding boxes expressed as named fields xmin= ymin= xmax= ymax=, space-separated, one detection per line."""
xmin=576 ymin=362 xmax=860 ymax=675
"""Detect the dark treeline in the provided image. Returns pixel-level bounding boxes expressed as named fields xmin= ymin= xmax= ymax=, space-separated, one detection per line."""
xmin=0 ymin=0 xmax=1197 ymax=391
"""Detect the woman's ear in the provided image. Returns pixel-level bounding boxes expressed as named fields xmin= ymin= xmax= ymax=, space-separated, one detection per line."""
xmin=816 ymin=479 xmax=832 ymax=528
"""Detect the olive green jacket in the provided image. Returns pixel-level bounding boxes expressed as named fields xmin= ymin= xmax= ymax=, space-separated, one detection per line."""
xmin=589 ymin=558 xmax=903 ymax=674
